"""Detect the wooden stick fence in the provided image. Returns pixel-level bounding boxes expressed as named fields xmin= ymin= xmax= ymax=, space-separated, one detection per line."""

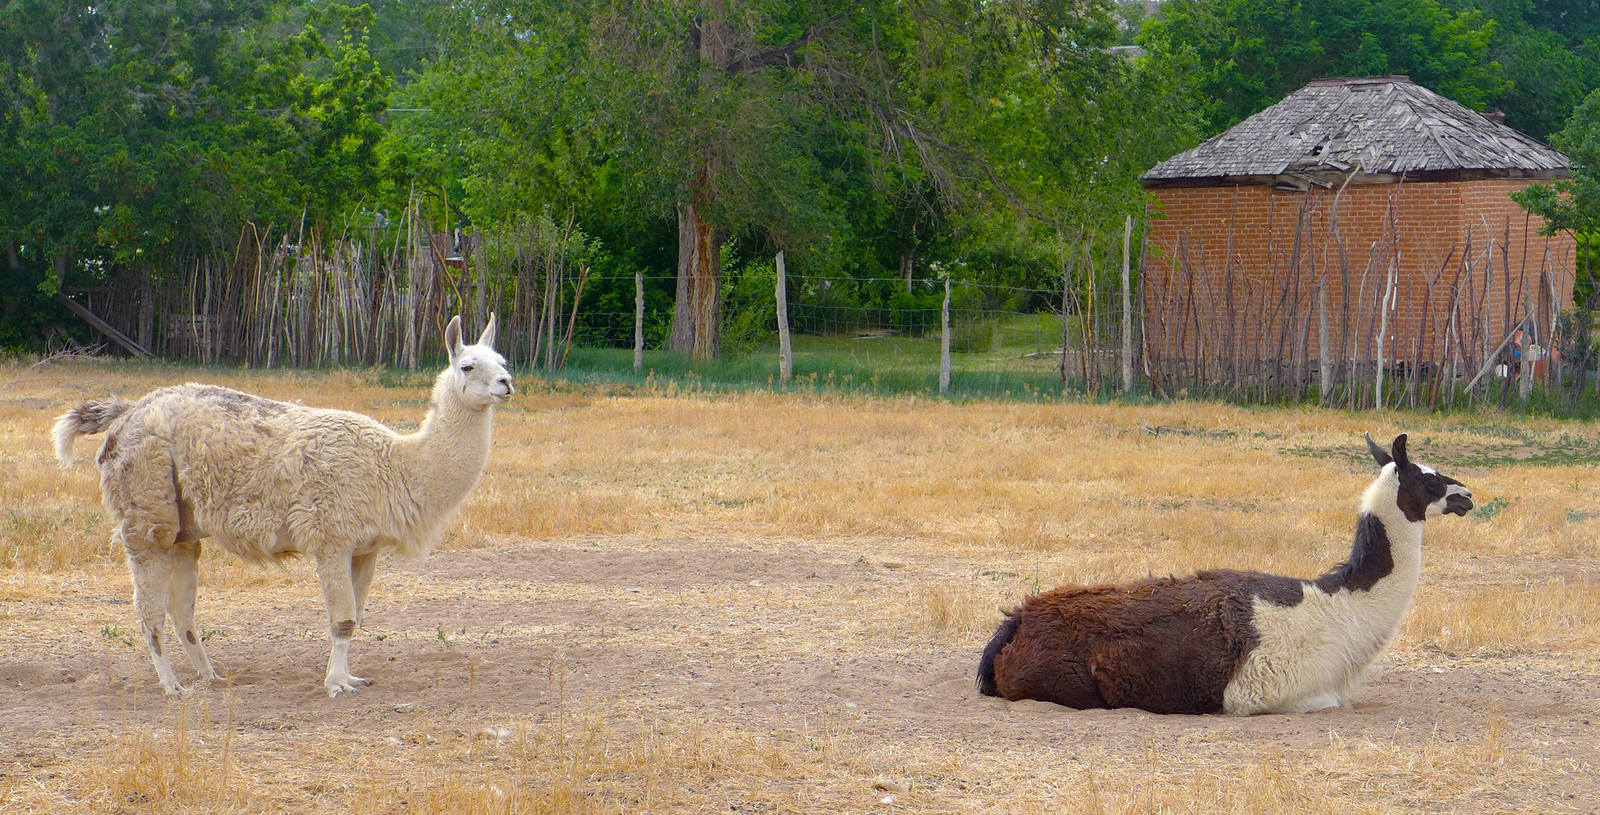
xmin=63 ymin=192 xmax=1580 ymax=409
xmin=1141 ymin=187 xmax=1577 ymax=408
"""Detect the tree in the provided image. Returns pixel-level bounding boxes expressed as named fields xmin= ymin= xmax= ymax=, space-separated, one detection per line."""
xmin=0 ymin=1 xmax=260 ymax=344
xmin=0 ymin=1 xmax=396 ymax=349
xmin=223 ymin=4 xmax=394 ymax=232
xmin=1141 ymin=0 xmax=1508 ymax=133
xmin=1441 ymin=0 xmax=1600 ymax=140
xmin=584 ymin=2 xmax=904 ymax=359
xmin=391 ymin=3 xmax=924 ymax=359
xmin=398 ymin=1 xmax=1190 ymax=360
xmin=1514 ymin=87 xmax=1600 ymax=294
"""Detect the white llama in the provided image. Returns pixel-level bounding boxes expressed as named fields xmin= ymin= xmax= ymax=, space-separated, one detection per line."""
xmin=53 ymin=315 xmax=512 ymax=697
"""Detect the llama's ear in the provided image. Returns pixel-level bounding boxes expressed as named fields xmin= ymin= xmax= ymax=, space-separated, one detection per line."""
xmin=1390 ymin=433 xmax=1409 ymax=466
xmin=444 ymin=315 xmax=463 ymax=360
xmin=1365 ymin=433 xmax=1392 ymax=467
xmin=477 ymin=312 xmax=497 ymax=349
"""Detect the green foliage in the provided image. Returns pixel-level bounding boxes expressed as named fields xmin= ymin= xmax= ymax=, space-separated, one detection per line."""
xmin=1442 ymin=0 xmax=1600 ymax=139
xmin=4 ymin=0 xmax=1595 ymax=372
xmin=721 ymin=251 xmax=777 ymax=353
xmin=0 ymin=1 xmax=400 ymax=347
xmin=888 ymin=289 xmax=944 ymax=337
xmin=226 ymin=5 xmax=394 ymax=231
xmin=1512 ymin=87 xmax=1600 ymax=305
xmin=1142 ymin=0 xmax=1508 ymax=133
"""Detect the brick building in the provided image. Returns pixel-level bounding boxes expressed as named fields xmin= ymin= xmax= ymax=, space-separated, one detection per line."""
xmin=1139 ymin=76 xmax=1574 ymax=395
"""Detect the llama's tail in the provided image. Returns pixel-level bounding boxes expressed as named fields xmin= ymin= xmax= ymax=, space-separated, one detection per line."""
xmin=977 ymin=608 xmax=1022 ymax=697
xmin=52 ymin=398 xmax=132 ymax=467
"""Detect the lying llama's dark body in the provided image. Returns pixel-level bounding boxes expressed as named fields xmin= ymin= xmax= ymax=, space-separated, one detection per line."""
xmin=978 ymin=434 xmax=1472 ymax=715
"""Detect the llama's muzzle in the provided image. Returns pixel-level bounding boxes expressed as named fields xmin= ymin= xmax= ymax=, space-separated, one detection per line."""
xmin=1444 ymin=493 xmax=1474 ymax=516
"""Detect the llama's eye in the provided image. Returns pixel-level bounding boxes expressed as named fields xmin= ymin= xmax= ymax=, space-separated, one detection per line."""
xmin=461 ymin=364 xmax=475 ymax=373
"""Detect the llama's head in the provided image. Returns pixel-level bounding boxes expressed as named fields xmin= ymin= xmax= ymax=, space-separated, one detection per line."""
xmin=441 ymin=313 xmax=514 ymax=410
xmin=1365 ymin=433 xmax=1473 ymax=522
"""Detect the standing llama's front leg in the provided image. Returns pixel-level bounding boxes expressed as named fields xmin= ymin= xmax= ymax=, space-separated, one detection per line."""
xmin=167 ymin=541 xmax=219 ymax=684
xmin=315 ymin=548 xmax=369 ymax=697
xmin=126 ymin=535 xmax=184 ymax=695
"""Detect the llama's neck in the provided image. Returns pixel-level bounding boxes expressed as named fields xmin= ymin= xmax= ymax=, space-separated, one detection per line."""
xmin=401 ymin=383 xmax=494 ymax=525
xmin=1318 ymin=467 xmax=1423 ymax=595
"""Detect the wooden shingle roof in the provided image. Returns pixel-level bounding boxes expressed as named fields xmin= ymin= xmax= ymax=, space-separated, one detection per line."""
xmin=1142 ymin=76 xmax=1571 ymax=188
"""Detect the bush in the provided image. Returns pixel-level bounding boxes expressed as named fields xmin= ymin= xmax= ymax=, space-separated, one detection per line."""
xmin=888 ymin=289 xmax=943 ymax=336
xmin=721 ymin=253 xmax=777 ymax=352
xmin=951 ymin=319 xmax=996 ymax=353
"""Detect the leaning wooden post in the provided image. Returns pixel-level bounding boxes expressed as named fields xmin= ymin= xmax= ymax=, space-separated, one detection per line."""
xmin=1121 ymin=214 xmax=1134 ymax=394
xmin=939 ymin=277 xmax=952 ymax=395
xmin=775 ymin=250 xmax=792 ymax=384
xmin=633 ymin=269 xmax=644 ymax=373
xmin=1463 ymin=324 xmax=1525 ymax=394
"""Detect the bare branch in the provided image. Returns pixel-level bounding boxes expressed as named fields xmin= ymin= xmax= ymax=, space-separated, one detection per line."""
xmin=724 ymin=13 xmax=848 ymax=74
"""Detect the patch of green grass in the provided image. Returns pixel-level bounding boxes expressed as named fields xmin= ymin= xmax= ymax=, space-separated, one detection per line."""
xmin=2 ymin=508 xmax=60 ymax=538
xmin=101 ymin=623 xmax=134 ymax=648
xmin=544 ymin=314 xmax=1085 ymax=401
xmin=374 ymin=367 xmax=432 ymax=389
xmin=1284 ymin=428 xmax=1600 ymax=470
xmin=1473 ymin=496 xmax=1509 ymax=522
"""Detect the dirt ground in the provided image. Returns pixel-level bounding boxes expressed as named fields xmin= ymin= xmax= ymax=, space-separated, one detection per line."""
xmin=3 ymin=533 xmax=1597 ymax=813
xmin=4 ymin=362 xmax=1600 ymax=813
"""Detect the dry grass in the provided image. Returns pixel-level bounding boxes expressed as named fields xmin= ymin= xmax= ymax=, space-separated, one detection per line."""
xmin=1405 ymin=580 xmax=1600 ymax=655
xmin=12 ymin=696 xmax=1551 ymax=814
xmin=2 ymin=357 xmax=1598 ymax=813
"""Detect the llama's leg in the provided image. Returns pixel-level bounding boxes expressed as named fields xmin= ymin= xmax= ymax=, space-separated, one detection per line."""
xmin=1293 ymin=691 xmax=1343 ymax=713
xmin=166 ymin=542 xmax=219 ymax=682
xmin=351 ymin=549 xmax=378 ymax=627
xmin=315 ymin=548 xmax=368 ymax=697
xmin=126 ymin=537 xmax=184 ymax=695
xmin=1336 ymin=664 xmax=1374 ymax=708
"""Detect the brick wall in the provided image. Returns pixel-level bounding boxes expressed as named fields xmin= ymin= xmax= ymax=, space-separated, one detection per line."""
xmin=1143 ymin=177 xmax=1576 ymax=382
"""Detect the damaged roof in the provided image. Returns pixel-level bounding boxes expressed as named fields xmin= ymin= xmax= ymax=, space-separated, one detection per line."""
xmin=1142 ymin=76 xmax=1571 ymax=188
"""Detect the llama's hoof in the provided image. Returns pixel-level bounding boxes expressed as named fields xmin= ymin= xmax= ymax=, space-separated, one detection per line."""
xmin=325 ymin=674 xmax=371 ymax=698
xmin=164 ymin=680 xmax=210 ymax=697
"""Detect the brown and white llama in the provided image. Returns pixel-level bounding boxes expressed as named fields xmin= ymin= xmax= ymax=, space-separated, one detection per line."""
xmin=977 ymin=433 xmax=1472 ymax=715
xmin=52 ymin=315 xmax=512 ymax=698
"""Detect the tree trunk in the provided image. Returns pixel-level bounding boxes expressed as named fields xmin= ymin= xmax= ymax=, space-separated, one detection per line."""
xmin=668 ymin=200 xmax=723 ymax=359
xmin=137 ymin=264 xmax=155 ymax=352
xmin=667 ymin=7 xmax=730 ymax=361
